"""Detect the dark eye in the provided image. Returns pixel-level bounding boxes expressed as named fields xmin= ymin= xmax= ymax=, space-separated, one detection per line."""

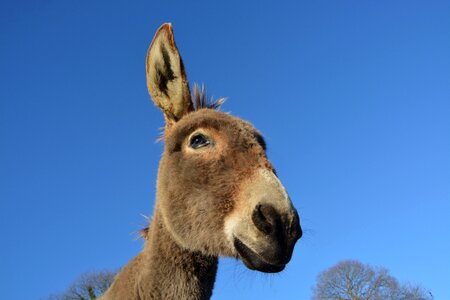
xmin=190 ymin=134 xmax=211 ymax=149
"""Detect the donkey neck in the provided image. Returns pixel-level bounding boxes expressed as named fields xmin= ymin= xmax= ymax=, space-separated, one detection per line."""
xmin=136 ymin=210 xmax=218 ymax=299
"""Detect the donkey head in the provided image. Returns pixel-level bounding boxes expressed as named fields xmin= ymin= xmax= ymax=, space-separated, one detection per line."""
xmin=147 ymin=23 xmax=302 ymax=273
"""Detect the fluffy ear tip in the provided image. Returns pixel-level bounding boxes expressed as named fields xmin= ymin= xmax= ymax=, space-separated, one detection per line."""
xmin=149 ymin=23 xmax=176 ymax=53
xmin=161 ymin=22 xmax=172 ymax=29
xmin=155 ymin=23 xmax=174 ymax=39
xmin=146 ymin=22 xmax=175 ymax=69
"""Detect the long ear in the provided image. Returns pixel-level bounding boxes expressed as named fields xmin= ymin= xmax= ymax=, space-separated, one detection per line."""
xmin=146 ymin=23 xmax=193 ymax=125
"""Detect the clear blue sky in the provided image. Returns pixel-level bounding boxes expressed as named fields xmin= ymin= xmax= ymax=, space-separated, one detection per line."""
xmin=1 ymin=1 xmax=449 ymax=299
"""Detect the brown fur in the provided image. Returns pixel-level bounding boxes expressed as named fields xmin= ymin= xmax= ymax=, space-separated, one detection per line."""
xmin=101 ymin=23 xmax=301 ymax=300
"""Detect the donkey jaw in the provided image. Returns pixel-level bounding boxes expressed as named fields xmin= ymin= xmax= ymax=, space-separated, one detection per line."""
xmin=233 ymin=237 xmax=286 ymax=273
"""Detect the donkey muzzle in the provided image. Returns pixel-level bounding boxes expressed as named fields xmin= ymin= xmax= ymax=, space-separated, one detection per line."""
xmin=234 ymin=204 xmax=302 ymax=273
xmin=226 ymin=168 xmax=302 ymax=273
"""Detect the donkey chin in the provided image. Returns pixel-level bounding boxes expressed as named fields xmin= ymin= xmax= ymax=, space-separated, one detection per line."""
xmin=225 ymin=169 xmax=302 ymax=273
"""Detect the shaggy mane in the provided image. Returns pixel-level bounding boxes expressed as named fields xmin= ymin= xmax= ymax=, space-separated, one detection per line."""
xmin=193 ymin=84 xmax=225 ymax=111
xmin=136 ymin=214 xmax=151 ymax=240
xmin=138 ymin=227 xmax=150 ymax=240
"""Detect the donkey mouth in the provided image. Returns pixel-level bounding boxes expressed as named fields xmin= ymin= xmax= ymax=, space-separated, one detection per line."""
xmin=233 ymin=237 xmax=286 ymax=273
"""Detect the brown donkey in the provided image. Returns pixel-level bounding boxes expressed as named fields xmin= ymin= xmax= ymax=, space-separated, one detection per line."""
xmin=101 ymin=23 xmax=302 ymax=299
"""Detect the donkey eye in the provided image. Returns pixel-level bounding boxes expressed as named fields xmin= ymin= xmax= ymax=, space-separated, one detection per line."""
xmin=190 ymin=134 xmax=211 ymax=149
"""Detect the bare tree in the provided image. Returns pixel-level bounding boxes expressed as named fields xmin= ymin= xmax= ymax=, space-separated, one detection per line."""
xmin=312 ymin=260 xmax=432 ymax=300
xmin=395 ymin=283 xmax=434 ymax=300
xmin=45 ymin=270 xmax=117 ymax=300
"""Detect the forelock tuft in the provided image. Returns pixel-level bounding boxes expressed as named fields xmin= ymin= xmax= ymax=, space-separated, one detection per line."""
xmin=193 ymin=84 xmax=225 ymax=111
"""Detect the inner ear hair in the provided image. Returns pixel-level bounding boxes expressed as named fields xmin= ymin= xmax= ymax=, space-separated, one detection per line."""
xmin=146 ymin=23 xmax=193 ymax=123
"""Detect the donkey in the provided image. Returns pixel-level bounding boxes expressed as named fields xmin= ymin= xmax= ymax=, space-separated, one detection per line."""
xmin=101 ymin=23 xmax=302 ymax=300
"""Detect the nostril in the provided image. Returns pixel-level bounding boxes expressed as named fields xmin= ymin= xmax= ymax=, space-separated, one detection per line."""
xmin=252 ymin=204 xmax=277 ymax=235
